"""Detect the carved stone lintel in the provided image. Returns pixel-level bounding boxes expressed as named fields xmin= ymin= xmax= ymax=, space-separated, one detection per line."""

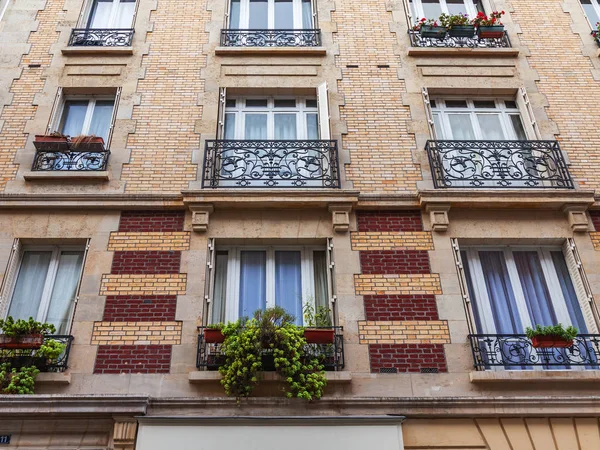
xmin=112 ymin=417 xmax=138 ymax=450
xmin=426 ymin=204 xmax=451 ymax=232
xmin=190 ymin=204 xmax=214 ymax=232
xmin=563 ymin=205 xmax=590 ymax=232
xmin=328 ymin=203 xmax=352 ymax=233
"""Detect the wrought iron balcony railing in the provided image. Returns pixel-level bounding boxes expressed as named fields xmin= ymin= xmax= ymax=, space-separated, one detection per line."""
xmin=426 ymin=140 xmax=574 ymax=189
xmin=68 ymin=28 xmax=134 ymax=47
xmin=469 ymin=334 xmax=600 ymax=369
xmin=196 ymin=327 xmax=344 ymax=371
xmin=408 ymin=29 xmax=511 ymax=49
xmin=0 ymin=335 xmax=74 ymax=373
xmin=220 ymin=29 xmax=321 ymax=47
xmin=33 ymin=150 xmax=110 ymax=171
xmin=203 ymin=140 xmax=340 ymax=188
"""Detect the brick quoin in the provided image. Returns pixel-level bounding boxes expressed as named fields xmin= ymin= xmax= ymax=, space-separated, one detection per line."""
xmin=357 ymin=211 xmax=423 ymax=232
xmin=590 ymin=211 xmax=600 ymax=231
xmin=364 ymin=295 xmax=439 ymax=321
xmin=369 ymin=344 xmax=447 ymax=373
xmin=103 ymin=296 xmax=177 ymax=321
xmin=111 ymin=251 xmax=181 ymax=275
xmin=94 ymin=345 xmax=172 ymax=374
xmin=360 ymin=250 xmax=431 ymax=274
xmin=118 ymin=211 xmax=185 ymax=232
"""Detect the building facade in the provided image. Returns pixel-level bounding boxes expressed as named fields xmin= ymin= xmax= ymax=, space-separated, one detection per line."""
xmin=0 ymin=0 xmax=600 ymax=448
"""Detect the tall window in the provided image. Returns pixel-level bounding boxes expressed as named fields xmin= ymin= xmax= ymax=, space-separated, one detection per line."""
xmin=409 ymin=0 xmax=483 ymax=20
xmin=229 ymin=0 xmax=314 ymax=29
xmin=211 ymin=246 xmax=328 ymax=325
xmin=7 ymin=247 xmax=85 ymax=335
xmin=57 ymin=97 xmax=115 ymax=143
xmin=87 ymin=0 xmax=136 ymax=29
xmin=224 ymin=97 xmax=319 ymax=140
xmin=580 ymin=0 xmax=600 ymax=28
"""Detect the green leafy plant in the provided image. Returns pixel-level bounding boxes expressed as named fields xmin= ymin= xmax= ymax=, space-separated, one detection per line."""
xmin=303 ymin=303 xmax=333 ymax=328
xmin=525 ymin=324 xmax=578 ymax=341
xmin=36 ymin=339 xmax=66 ymax=362
xmin=439 ymin=13 xmax=471 ymax=28
xmin=206 ymin=323 xmax=224 ymax=330
xmin=0 ymin=317 xmax=56 ymax=337
xmin=0 ymin=363 xmax=39 ymax=395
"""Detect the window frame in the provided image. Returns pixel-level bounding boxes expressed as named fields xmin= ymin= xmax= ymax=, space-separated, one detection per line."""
xmin=230 ymin=0 xmax=313 ymax=29
xmin=83 ymin=0 xmax=137 ymax=29
xmin=579 ymin=0 xmax=600 ymax=29
xmin=409 ymin=0 xmax=481 ymax=21
xmin=54 ymin=95 xmax=116 ymax=143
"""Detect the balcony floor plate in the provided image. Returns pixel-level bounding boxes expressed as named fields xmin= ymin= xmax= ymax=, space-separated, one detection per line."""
xmin=470 ymin=370 xmax=600 ymax=383
xmin=188 ymin=371 xmax=351 ymax=384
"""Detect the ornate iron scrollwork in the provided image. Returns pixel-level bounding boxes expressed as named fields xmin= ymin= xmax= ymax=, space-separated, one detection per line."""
xmin=408 ymin=29 xmax=511 ymax=48
xmin=33 ymin=151 xmax=110 ymax=171
xmin=221 ymin=29 xmax=321 ymax=47
xmin=68 ymin=28 xmax=134 ymax=47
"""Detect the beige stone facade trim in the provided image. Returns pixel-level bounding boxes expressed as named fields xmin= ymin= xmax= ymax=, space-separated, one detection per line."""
xmin=108 ymin=232 xmax=191 ymax=251
xmin=91 ymin=321 xmax=182 ymax=345
xmin=354 ymin=273 xmax=442 ymax=295
xmin=358 ymin=320 xmax=450 ymax=344
xmin=351 ymin=231 xmax=434 ymax=251
xmin=100 ymin=274 xmax=187 ymax=296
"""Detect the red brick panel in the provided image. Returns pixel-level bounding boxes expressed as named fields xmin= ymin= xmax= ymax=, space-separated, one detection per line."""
xmin=118 ymin=211 xmax=185 ymax=232
xmin=111 ymin=251 xmax=181 ymax=274
xmin=360 ymin=250 xmax=431 ymax=274
xmin=369 ymin=344 xmax=447 ymax=373
xmin=93 ymin=345 xmax=172 ymax=374
xmin=364 ymin=295 xmax=439 ymax=321
xmin=357 ymin=211 xmax=423 ymax=232
xmin=103 ymin=296 xmax=178 ymax=322
xmin=591 ymin=211 xmax=600 ymax=231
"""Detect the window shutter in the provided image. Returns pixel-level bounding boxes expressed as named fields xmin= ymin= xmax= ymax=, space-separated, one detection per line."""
xmin=63 ymin=239 xmax=90 ymax=334
xmin=130 ymin=0 xmax=140 ymax=29
xmin=317 ymin=82 xmax=330 ymax=140
xmin=326 ymin=238 xmax=337 ymax=325
xmin=517 ymin=87 xmax=541 ymax=140
xmin=106 ymin=87 xmax=121 ymax=149
xmin=224 ymin=0 xmax=231 ymax=28
xmin=203 ymin=238 xmax=216 ymax=325
xmin=421 ymin=87 xmax=437 ymax=140
xmin=0 ymin=239 xmax=22 ymax=319
xmin=311 ymin=0 xmax=318 ymax=27
xmin=450 ymin=238 xmax=477 ymax=334
xmin=46 ymin=87 xmax=64 ymax=134
xmin=216 ymin=88 xmax=227 ymax=139
xmin=563 ymin=239 xmax=599 ymax=333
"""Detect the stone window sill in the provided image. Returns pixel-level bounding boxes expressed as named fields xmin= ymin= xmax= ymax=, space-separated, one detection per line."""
xmin=407 ymin=47 xmax=519 ymax=57
xmin=215 ymin=46 xmax=326 ymax=56
xmin=23 ymin=171 xmax=110 ymax=181
xmin=470 ymin=370 xmax=600 ymax=383
xmin=61 ymin=46 xmax=133 ymax=56
xmin=188 ymin=371 xmax=351 ymax=384
xmin=36 ymin=372 xmax=71 ymax=385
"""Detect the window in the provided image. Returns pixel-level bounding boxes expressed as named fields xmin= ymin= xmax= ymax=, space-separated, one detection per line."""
xmin=580 ymin=0 xmax=600 ymax=29
xmin=431 ymin=98 xmax=527 ymax=140
xmin=211 ymin=246 xmax=329 ymax=325
xmin=409 ymin=0 xmax=483 ymax=21
xmin=6 ymin=246 xmax=85 ymax=335
xmin=86 ymin=0 xmax=136 ymax=29
xmin=229 ymin=0 xmax=314 ymax=29
xmin=57 ymin=97 xmax=115 ymax=144
xmin=224 ymin=97 xmax=319 ymax=140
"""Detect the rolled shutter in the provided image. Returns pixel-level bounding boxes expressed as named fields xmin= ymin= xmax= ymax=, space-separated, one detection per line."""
xmin=517 ymin=87 xmax=541 ymax=140
xmin=326 ymin=237 xmax=337 ymax=325
xmin=216 ymin=88 xmax=227 ymax=139
xmin=450 ymin=238 xmax=477 ymax=334
xmin=0 ymin=239 xmax=22 ymax=319
xmin=46 ymin=87 xmax=64 ymax=134
xmin=203 ymin=238 xmax=216 ymax=325
xmin=421 ymin=87 xmax=437 ymax=140
xmin=106 ymin=87 xmax=121 ymax=149
xmin=64 ymin=239 xmax=90 ymax=334
xmin=317 ymin=82 xmax=330 ymax=140
xmin=311 ymin=0 xmax=318 ymax=27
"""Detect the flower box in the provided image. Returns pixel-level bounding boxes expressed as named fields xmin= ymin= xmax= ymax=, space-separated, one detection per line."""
xmin=420 ymin=25 xmax=447 ymax=39
xmin=448 ymin=25 xmax=475 ymax=38
xmin=33 ymin=135 xmax=69 ymax=152
xmin=70 ymin=136 xmax=106 ymax=151
xmin=204 ymin=328 xmax=225 ymax=344
xmin=477 ymin=25 xmax=505 ymax=39
xmin=0 ymin=334 xmax=44 ymax=350
xmin=304 ymin=328 xmax=335 ymax=344
xmin=531 ymin=335 xmax=574 ymax=348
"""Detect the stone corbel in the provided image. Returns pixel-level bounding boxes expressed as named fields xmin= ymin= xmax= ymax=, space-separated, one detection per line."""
xmin=190 ymin=204 xmax=214 ymax=232
xmin=563 ymin=205 xmax=590 ymax=232
xmin=112 ymin=417 xmax=138 ymax=450
xmin=426 ymin=203 xmax=451 ymax=232
xmin=328 ymin=203 xmax=352 ymax=233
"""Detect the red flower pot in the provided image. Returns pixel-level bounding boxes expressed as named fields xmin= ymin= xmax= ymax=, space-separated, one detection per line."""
xmin=33 ymin=135 xmax=69 ymax=151
xmin=70 ymin=136 xmax=106 ymax=151
xmin=0 ymin=334 xmax=44 ymax=349
xmin=204 ymin=329 xmax=225 ymax=344
xmin=477 ymin=25 xmax=505 ymax=39
xmin=530 ymin=335 xmax=574 ymax=348
xmin=304 ymin=328 xmax=335 ymax=344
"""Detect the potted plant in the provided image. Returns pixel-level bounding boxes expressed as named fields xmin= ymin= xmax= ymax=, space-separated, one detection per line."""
xmin=472 ymin=11 xmax=505 ymax=39
xmin=70 ymin=135 xmax=105 ymax=151
xmin=303 ymin=303 xmax=335 ymax=344
xmin=0 ymin=363 xmax=40 ymax=395
xmin=593 ymin=22 xmax=600 ymax=47
xmin=413 ymin=18 xmax=447 ymax=39
xmin=204 ymin=323 xmax=225 ymax=344
xmin=0 ymin=317 xmax=55 ymax=350
xmin=33 ymin=132 xmax=69 ymax=151
xmin=440 ymin=13 xmax=475 ymax=38
xmin=525 ymin=324 xmax=578 ymax=348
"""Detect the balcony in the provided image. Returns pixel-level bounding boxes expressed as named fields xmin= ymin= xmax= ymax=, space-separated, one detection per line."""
xmin=196 ymin=326 xmax=344 ymax=371
xmin=220 ymin=29 xmax=321 ymax=47
xmin=202 ymin=140 xmax=340 ymax=188
xmin=0 ymin=335 xmax=74 ymax=373
xmin=469 ymin=334 xmax=600 ymax=369
xmin=67 ymin=28 xmax=134 ymax=47
xmin=425 ymin=140 xmax=574 ymax=189
xmin=408 ymin=29 xmax=511 ymax=49
xmin=32 ymin=135 xmax=110 ymax=171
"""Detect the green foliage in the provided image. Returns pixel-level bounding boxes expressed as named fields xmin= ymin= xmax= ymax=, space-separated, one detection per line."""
xmin=218 ymin=307 xmax=327 ymax=401
xmin=303 ymin=303 xmax=333 ymax=328
xmin=37 ymin=339 xmax=66 ymax=362
xmin=206 ymin=323 xmax=224 ymax=330
xmin=0 ymin=363 xmax=39 ymax=395
xmin=0 ymin=316 xmax=56 ymax=337
xmin=439 ymin=13 xmax=471 ymax=28
xmin=525 ymin=324 xmax=578 ymax=341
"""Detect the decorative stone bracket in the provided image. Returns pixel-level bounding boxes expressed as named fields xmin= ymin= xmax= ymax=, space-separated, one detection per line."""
xmin=329 ymin=203 xmax=352 ymax=233
xmin=190 ymin=204 xmax=214 ymax=232
xmin=112 ymin=417 xmax=138 ymax=450
xmin=426 ymin=204 xmax=450 ymax=232
xmin=563 ymin=205 xmax=591 ymax=232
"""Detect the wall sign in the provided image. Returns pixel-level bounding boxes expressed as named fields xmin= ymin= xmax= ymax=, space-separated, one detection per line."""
xmin=0 ymin=436 xmax=10 ymax=444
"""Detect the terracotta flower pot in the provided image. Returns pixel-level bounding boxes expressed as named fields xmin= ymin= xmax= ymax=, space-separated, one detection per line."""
xmin=70 ymin=136 xmax=106 ymax=151
xmin=0 ymin=334 xmax=44 ymax=350
xmin=204 ymin=328 xmax=225 ymax=344
xmin=530 ymin=335 xmax=574 ymax=348
xmin=304 ymin=328 xmax=335 ymax=344
xmin=477 ymin=25 xmax=505 ymax=39
xmin=33 ymin=135 xmax=69 ymax=152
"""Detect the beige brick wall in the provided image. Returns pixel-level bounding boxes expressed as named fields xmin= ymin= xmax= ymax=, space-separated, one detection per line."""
xmin=358 ymin=320 xmax=450 ymax=344
xmin=351 ymin=231 xmax=434 ymax=251
xmin=107 ymin=232 xmax=191 ymax=251
xmin=590 ymin=233 xmax=600 ymax=250
xmin=100 ymin=274 xmax=187 ymax=296
xmin=91 ymin=321 xmax=182 ymax=345
xmin=354 ymin=273 xmax=442 ymax=295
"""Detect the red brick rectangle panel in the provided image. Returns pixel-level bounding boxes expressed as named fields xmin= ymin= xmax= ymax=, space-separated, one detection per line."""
xmin=94 ymin=345 xmax=172 ymax=374
xmin=369 ymin=344 xmax=447 ymax=373
xmin=591 ymin=211 xmax=600 ymax=231
xmin=357 ymin=211 xmax=423 ymax=232
xmin=118 ymin=211 xmax=185 ymax=232
xmin=103 ymin=296 xmax=177 ymax=321
xmin=360 ymin=250 xmax=431 ymax=274
xmin=364 ymin=295 xmax=439 ymax=321
xmin=111 ymin=251 xmax=181 ymax=274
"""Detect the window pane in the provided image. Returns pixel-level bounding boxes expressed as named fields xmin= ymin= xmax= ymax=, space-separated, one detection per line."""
xmin=275 ymin=0 xmax=294 ymax=29
xmin=504 ymin=100 xmax=518 ymax=109
xmin=509 ymin=115 xmax=527 ymax=140
xmin=249 ymin=0 xmax=268 ymax=29
xmin=302 ymin=0 xmax=313 ymax=28
xmin=88 ymin=100 xmax=114 ymax=143
xmin=274 ymin=114 xmax=297 ymax=139
xmin=244 ymin=114 xmax=267 ymax=139
xmin=473 ymin=100 xmax=496 ymax=109
xmin=476 ymin=114 xmax=505 ymax=140
xmin=274 ymin=99 xmax=296 ymax=108
xmin=313 ymin=251 xmax=328 ymax=310
xmin=306 ymin=99 xmax=317 ymax=108
xmin=60 ymin=101 xmax=88 ymax=137
xmin=306 ymin=113 xmax=318 ymax=139
xmin=88 ymin=0 xmax=113 ymax=28
xmin=421 ymin=0 xmax=443 ymax=19
xmin=447 ymin=114 xmax=475 ymax=139
xmin=432 ymin=113 xmax=444 ymax=138
xmin=275 ymin=251 xmax=302 ymax=324
xmin=115 ymin=0 xmax=136 ymax=28
xmin=224 ymin=113 xmax=236 ymax=139
xmin=229 ymin=0 xmax=241 ymax=28
xmin=46 ymin=251 xmax=84 ymax=334
xmin=239 ymin=251 xmax=266 ymax=318
xmin=445 ymin=100 xmax=468 ymax=108
xmin=8 ymin=251 xmax=53 ymax=321
xmin=246 ymin=99 xmax=268 ymax=107
xmin=212 ymin=251 xmax=229 ymax=324
xmin=447 ymin=0 xmax=468 ymax=16
xmin=581 ymin=0 xmax=600 ymax=27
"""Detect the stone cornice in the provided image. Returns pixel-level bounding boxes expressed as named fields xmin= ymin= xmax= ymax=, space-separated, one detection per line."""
xmin=0 ymin=395 xmax=149 ymax=416
xmin=0 ymin=194 xmax=184 ymax=209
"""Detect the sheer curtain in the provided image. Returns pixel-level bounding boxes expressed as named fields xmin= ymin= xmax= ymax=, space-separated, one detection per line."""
xmin=274 ymin=251 xmax=302 ymax=324
xmin=313 ymin=251 xmax=328 ymax=310
xmin=212 ymin=252 xmax=229 ymax=324
xmin=274 ymin=0 xmax=293 ymax=28
xmin=229 ymin=0 xmax=241 ymax=28
xmin=60 ymin=102 xmax=88 ymax=137
xmin=248 ymin=0 xmax=268 ymax=28
xmin=88 ymin=100 xmax=114 ymax=142
xmin=245 ymin=114 xmax=267 ymax=139
xmin=89 ymin=0 xmax=113 ymax=28
xmin=239 ymin=251 xmax=266 ymax=318
xmin=114 ymin=0 xmax=136 ymax=28
xmin=46 ymin=251 xmax=84 ymax=334
xmin=274 ymin=114 xmax=297 ymax=140
xmin=8 ymin=251 xmax=53 ymax=321
xmin=301 ymin=0 xmax=313 ymax=28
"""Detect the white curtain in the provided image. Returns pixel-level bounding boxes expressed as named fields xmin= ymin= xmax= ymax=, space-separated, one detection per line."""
xmin=274 ymin=251 xmax=302 ymax=324
xmin=274 ymin=114 xmax=297 ymax=140
xmin=248 ymin=0 xmax=268 ymax=28
xmin=274 ymin=0 xmax=294 ymax=28
xmin=301 ymin=0 xmax=312 ymax=28
xmin=114 ymin=0 xmax=136 ymax=28
xmin=245 ymin=114 xmax=267 ymax=139
xmin=46 ymin=251 xmax=84 ymax=335
xmin=477 ymin=114 xmax=505 ymax=140
xmin=306 ymin=113 xmax=318 ymax=139
xmin=8 ymin=252 xmax=53 ymax=321
xmin=212 ymin=252 xmax=229 ymax=323
xmin=88 ymin=100 xmax=114 ymax=142
xmin=89 ymin=0 xmax=113 ymax=28
xmin=448 ymin=114 xmax=475 ymax=140
xmin=229 ymin=0 xmax=241 ymax=28
xmin=60 ymin=101 xmax=88 ymax=137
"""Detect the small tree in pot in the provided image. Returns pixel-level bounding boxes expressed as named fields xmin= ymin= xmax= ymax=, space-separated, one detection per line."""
xmin=525 ymin=324 xmax=578 ymax=348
